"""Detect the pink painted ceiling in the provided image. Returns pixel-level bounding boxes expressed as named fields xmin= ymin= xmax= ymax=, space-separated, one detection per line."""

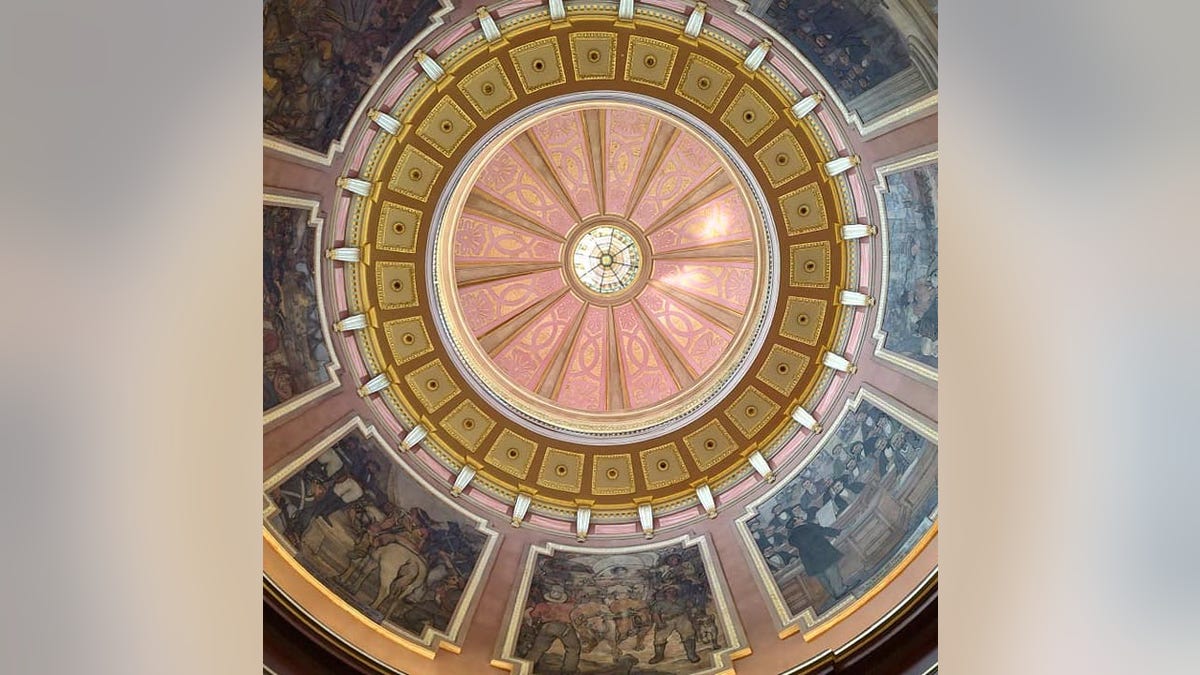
xmin=452 ymin=108 xmax=757 ymax=414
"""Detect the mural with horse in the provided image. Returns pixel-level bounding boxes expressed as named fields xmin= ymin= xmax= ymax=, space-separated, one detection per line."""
xmin=267 ymin=428 xmax=492 ymax=639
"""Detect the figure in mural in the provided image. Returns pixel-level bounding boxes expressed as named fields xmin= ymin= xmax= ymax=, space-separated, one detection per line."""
xmin=267 ymin=430 xmax=488 ymax=638
xmin=751 ymin=0 xmax=936 ymax=123
xmin=758 ymin=2 xmax=908 ymax=97
xmin=522 ymin=587 xmax=583 ymax=674
xmin=744 ymin=399 xmax=937 ymax=618
xmin=648 ymin=587 xmax=700 ymax=664
xmin=786 ymin=508 xmax=846 ymax=599
xmin=512 ymin=545 xmax=728 ymax=674
xmin=880 ymin=163 xmax=938 ymax=369
xmin=263 ymin=206 xmax=332 ymax=411
xmin=336 ymin=500 xmax=430 ymax=619
xmin=263 ymin=0 xmax=443 ymax=152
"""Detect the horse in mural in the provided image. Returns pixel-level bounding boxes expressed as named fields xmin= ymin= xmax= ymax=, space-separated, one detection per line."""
xmin=335 ymin=503 xmax=431 ymax=621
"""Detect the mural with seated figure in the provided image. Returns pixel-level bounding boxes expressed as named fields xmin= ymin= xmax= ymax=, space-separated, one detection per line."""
xmin=737 ymin=389 xmax=937 ymax=635
xmin=264 ymin=421 xmax=499 ymax=650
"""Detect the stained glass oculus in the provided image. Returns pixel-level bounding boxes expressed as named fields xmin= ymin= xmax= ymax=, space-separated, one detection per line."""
xmin=572 ymin=225 xmax=642 ymax=295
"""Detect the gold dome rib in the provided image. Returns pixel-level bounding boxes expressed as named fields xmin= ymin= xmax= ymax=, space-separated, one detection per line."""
xmin=622 ymin=122 xmax=678 ymax=220
xmin=477 ymin=287 xmax=570 ymax=355
xmin=604 ymin=305 xmax=626 ymax=411
xmin=464 ymin=191 xmax=568 ymax=243
xmin=454 ymin=261 xmax=564 ymax=287
xmin=535 ymin=300 xmax=590 ymax=400
xmin=511 ymin=130 xmax=585 ymax=225
xmin=629 ymin=297 xmax=697 ymax=389
xmin=647 ymin=279 xmax=742 ymax=335
xmin=640 ymin=174 xmax=735 ymax=237
xmin=654 ymin=240 xmax=755 ymax=261
xmin=580 ymin=109 xmax=606 ymax=216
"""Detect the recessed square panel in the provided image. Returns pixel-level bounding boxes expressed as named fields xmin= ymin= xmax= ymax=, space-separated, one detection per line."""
xmin=510 ymin=37 xmax=566 ymax=93
xmin=675 ymin=53 xmax=733 ymax=112
xmin=538 ymin=447 xmax=584 ymax=492
xmin=725 ymin=386 xmax=780 ymax=438
xmin=458 ymin=58 xmax=517 ymax=118
xmin=440 ymin=399 xmax=494 ymax=451
xmin=592 ymin=454 xmax=635 ymax=495
xmin=570 ymin=32 xmax=617 ymax=80
xmin=384 ymin=316 xmax=432 ymax=365
xmin=683 ymin=419 xmax=739 ymax=471
xmin=779 ymin=296 xmax=828 ymax=346
xmin=756 ymin=344 xmax=811 ymax=396
xmin=484 ymin=429 xmax=537 ymax=480
xmin=721 ymin=84 xmax=778 ymax=146
xmin=404 ymin=359 xmax=460 ymax=412
xmin=789 ymin=241 xmax=832 ymax=287
xmin=779 ymin=182 xmax=828 ymax=235
xmin=624 ymin=36 xmax=678 ymax=89
xmin=417 ymin=96 xmax=476 ymax=157
xmin=377 ymin=262 xmax=418 ymax=309
xmin=388 ymin=146 xmax=442 ymax=200
xmin=639 ymin=443 xmax=689 ymax=490
xmin=755 ymin=130 xmax=811 ymax=187
xmin=377 ymin=202 xmax=420 ymax=252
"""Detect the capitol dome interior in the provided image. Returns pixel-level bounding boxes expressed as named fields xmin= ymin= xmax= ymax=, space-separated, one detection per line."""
xmin=263 ymin=1 xmax=938 ymax=672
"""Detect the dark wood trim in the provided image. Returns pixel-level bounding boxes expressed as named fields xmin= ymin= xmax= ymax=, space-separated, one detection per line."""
xmin=263 ymin=579 xmax=936 ymax=675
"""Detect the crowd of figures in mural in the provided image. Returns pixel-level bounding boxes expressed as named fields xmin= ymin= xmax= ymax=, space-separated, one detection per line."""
xmin=263 ymin=0 xmax=441 ymax=152
xmin=745 ymin=399 xmax=937 ymax=618
xmin=267 ymin=431 xmax=488 ymax=637
xmin=758 ymin=0 xmax=909 ymax=99
xmin=513 ymin=545 xmax=726 ymax=675
xmin=879 ymin=162 xmax=938 ymax=369
xmin=264 ymin=206 xmax=332 ymax=411
xmin=753 ymin=0 xmax=936 ymax=122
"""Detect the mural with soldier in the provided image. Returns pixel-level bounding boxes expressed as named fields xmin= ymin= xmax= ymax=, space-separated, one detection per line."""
xmin=263 ymin=205 xmax=333 ymax=413
xmin=740 ymin=393 xmax=937 ymax=627
xmin=266 ymin=427 xmax=495 ymax=641
xmin=263 ymin=0 xmax=443 ymax=153
xmin=503 ymin=539 xmax=743 ymax=675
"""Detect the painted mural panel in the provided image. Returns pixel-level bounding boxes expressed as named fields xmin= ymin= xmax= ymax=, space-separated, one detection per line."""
xmin=265 ymin=425 xmax=497 ymax=643
xmin=750 ymin=0 xmax=936 ymax=124
xmin=738 ymin=391 xmax=936 ymax=632
xmin=263 ymin=0 xmax=442 ymax=153
xmin=264 ymin=205 xmax=333 ymax=413
xmin=877 ymin=159 xmax=938 ymax=374
xmin=497 ymin=537 xmax=746 ymax=675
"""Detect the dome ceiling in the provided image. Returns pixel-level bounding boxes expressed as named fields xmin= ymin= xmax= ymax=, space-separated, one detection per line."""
xmin=435 ymin=102 xmax=772 ymax=439
xmin=345 ymin=8 xmax=855 ymax=514
xmin=263 ymin=0 xmax=938 ymax=672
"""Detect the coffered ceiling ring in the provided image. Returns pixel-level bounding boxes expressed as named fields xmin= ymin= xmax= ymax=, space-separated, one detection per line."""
xmin=426 ymin=92 xmax=780 ymax=445
xmin=336 ymin=4 xmax=864 ymax=524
